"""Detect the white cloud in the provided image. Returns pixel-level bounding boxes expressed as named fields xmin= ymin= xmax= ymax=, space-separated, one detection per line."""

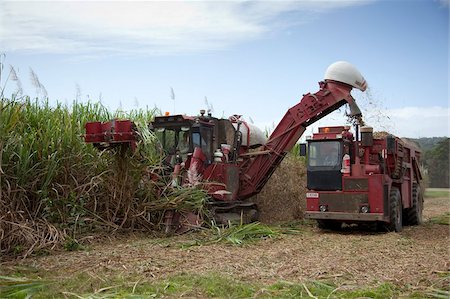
xmin=255 ymin=105 xmax=449 ymax=139
xmin=0 ymin=1 xmax=371 ymax=56
xmin=382 ymin=106 xmax=449 ymax=138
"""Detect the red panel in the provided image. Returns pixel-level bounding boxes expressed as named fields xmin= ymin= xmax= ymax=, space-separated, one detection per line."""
xmin=112 ymin=120 xmax=135 ymax=142
xmin=368 ymin=175 xmax=384 ymax=214
xmin=84 ymin=119 xmax=137 ymax=149
xmin=101 ymin=121 xmax=112 ymax=132
xmin=114 ymin=120 xmax=132 ymax=133
xmin=204 ymin=163 xmax=240 ymax=201
xmin=306 ymin=197 xmax=319 ymax=211
xmin=84 ymin=122 xmax=103 ymax=142
xmin=85 ymin=121 xmax=102 ymax=134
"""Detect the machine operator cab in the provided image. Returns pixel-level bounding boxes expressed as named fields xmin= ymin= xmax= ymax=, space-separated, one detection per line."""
xmin=152 ymin=113 xmax=214 ymax=166
xmin=151 ymin=111 xmax=267 ymax=168
xmin=303 ymin=126 xmax=353 ymax=191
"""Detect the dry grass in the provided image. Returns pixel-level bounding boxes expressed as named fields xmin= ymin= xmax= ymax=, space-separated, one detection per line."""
xmin=0 ymin=184 xmax=447 ymax=298
xmin=0 ymin=219 xmax=66 ymax=259
xmin=254 ymin=155 xmax=306 ymax=224
xmin=373 ymin=131 xmax=390 ymax=139
xmin=2 ymin=220 xmax=446 ymax=289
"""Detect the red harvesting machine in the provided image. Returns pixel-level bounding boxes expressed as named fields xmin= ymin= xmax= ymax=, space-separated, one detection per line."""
xmin=84 ymin=61 xmax=375 ymax=232
xmin=303 ymin=125 xmax=423 ymax=231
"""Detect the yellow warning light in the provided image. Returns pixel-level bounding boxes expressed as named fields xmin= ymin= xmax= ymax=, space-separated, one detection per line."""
xmin=164 ymin=111 xmax=170 ymax=116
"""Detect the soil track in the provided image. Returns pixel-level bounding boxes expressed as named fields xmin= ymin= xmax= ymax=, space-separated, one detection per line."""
xmin=1 ymin=195 xmax=449 ymax=291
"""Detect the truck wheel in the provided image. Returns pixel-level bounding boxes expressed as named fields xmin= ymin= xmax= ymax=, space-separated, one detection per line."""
xmin=407 ymin=183 xmax=423 ymax=225
xmin=386 ymin=187 xmax=403 ymax=232
xmin=317 ymin=220 xmax=342 ymax=230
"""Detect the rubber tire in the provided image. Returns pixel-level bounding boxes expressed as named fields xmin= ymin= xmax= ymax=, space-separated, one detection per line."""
xmin=407 ymin=183 xmax=423 ymax=225
xmin=386 ymin=187 xmax=403 ymax=232
xmin=317 ymin=220 xmax=342 ymax=230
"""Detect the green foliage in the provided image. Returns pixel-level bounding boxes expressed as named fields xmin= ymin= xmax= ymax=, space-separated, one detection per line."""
xmin=0 ymin=97 xmax=113 ymax=255
xmin=420 ymin=164 xmax=431 ymax=189
xmin=0 ymin=98 xmax=111 ymax=212
xmin=423 ymin=139 xmax=449 ymax=188
xmin=162 ymin=186 xmax=208 ymax=213
xmin=181 ymin=222 xmax=303 ymax=248
xmin=264 ymin=280 xmax=397 ymax=298
xmin=411 ymin=137 xmax=447 ymax=152
xmin=429 ymin=213 xmax=450 ymax=225
xmin=63 ymin=237 xmax=84 ymax=251
xmin=290 ymin=143 xmax=307 ymax=163
xmin=428 ymin=288 xmax=450 ymax=299
xmin=425 ymin=189 xmax=450 ymax=198
xmin=213 ymin=222 xmax=279 ymax=245
xmin=0 ymin=273 xmax=413 ymax=299
xmin=0 ymin=276 xmax=47 ymax=299
xmin=426 ymin=272 xmax=450 ymax=299
xmin=161 ymin=274 xmax=256 ymax=298
xmin=0 ymin=96 xmax=171 ymax=256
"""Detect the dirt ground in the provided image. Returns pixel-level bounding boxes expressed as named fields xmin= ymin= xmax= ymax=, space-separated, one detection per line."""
xmin=1 ymin=193 xmax=449 ymax=292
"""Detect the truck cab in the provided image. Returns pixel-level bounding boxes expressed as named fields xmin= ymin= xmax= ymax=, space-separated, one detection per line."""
xmin=306 ymin=126 xmax=355 ymax=190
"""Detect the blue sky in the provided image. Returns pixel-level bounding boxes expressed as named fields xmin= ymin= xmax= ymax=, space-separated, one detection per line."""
xmin=1 ymin=0 xmax=448 ymax=138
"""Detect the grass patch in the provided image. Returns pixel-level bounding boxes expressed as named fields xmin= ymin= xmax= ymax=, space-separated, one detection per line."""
xmin=425 ymin=189 xmax=450 ymax=198
xmin=266 ymin=280 xmax=398 ymax=298
xmin=426 ymin=272 xmax=450 ymax=299
xmin=180 ymin=222 xmax=303 ymax=248
xmin=0 ymin=275 xmax=49 ymax=299
xmin=429 ymin=212 xmax=450 ymax=225
xmin=161 ymin=274 xmax=256 ymax=298
xmin=212 ymin=222 xmax=280 ymax=245
xmin=0 ymin=273 xmax=415 ymax=298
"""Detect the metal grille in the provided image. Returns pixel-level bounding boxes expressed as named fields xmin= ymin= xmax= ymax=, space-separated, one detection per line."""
xmin=344 ymin=178 xmax=368 ymax=191
xmin=319 ymin=193 xmax=368 ymax=213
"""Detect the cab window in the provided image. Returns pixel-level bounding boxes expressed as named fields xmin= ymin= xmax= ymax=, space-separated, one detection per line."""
xmin=308 ymin=141 xmax=341 ymax=167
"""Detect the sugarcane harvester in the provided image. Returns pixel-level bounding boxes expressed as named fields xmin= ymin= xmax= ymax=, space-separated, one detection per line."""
xmin=84 ymin=61 xmax=368 ymax=231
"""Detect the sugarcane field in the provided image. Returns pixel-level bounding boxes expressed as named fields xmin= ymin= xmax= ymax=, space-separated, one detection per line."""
xmin=1 ymin=1 xmax=449 ymax=299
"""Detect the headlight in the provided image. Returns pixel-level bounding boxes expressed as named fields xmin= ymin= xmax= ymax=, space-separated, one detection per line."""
xmin=360 ymin=205 xmax=369 ymax=213
xmin=319 ymin=205 xmax=328 ymax=212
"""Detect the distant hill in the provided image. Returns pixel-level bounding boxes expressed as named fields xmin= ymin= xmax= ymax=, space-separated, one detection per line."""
xmin=409 ymin=137 xmax=447 ymax=151
xmin=400 ymin=137 xmax=449 ymax=188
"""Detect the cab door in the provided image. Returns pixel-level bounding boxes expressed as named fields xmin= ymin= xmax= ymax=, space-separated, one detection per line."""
xmin=307 ymin=140 xmax=343 ymax=190
xmin=191 ymin=125 xmax=214 ymax=164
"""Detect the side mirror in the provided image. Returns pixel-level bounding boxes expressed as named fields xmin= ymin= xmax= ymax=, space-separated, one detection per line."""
xmin=299 ymin=143 xmax=307 ymax=156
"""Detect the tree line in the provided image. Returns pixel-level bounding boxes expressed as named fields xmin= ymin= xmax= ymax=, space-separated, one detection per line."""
xmin=411 ymin=137 xmax=449 ymax=188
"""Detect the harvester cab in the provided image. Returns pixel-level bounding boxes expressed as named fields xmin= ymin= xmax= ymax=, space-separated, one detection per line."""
xmin=151 ymin=112 xmax=215 ymax=167
xmin=150 ymin=110 xmax=265 ymax=168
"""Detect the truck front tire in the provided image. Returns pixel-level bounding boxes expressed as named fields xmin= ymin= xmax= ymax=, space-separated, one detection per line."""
xmin=386 ymin=187 xmax=403 ymax=232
